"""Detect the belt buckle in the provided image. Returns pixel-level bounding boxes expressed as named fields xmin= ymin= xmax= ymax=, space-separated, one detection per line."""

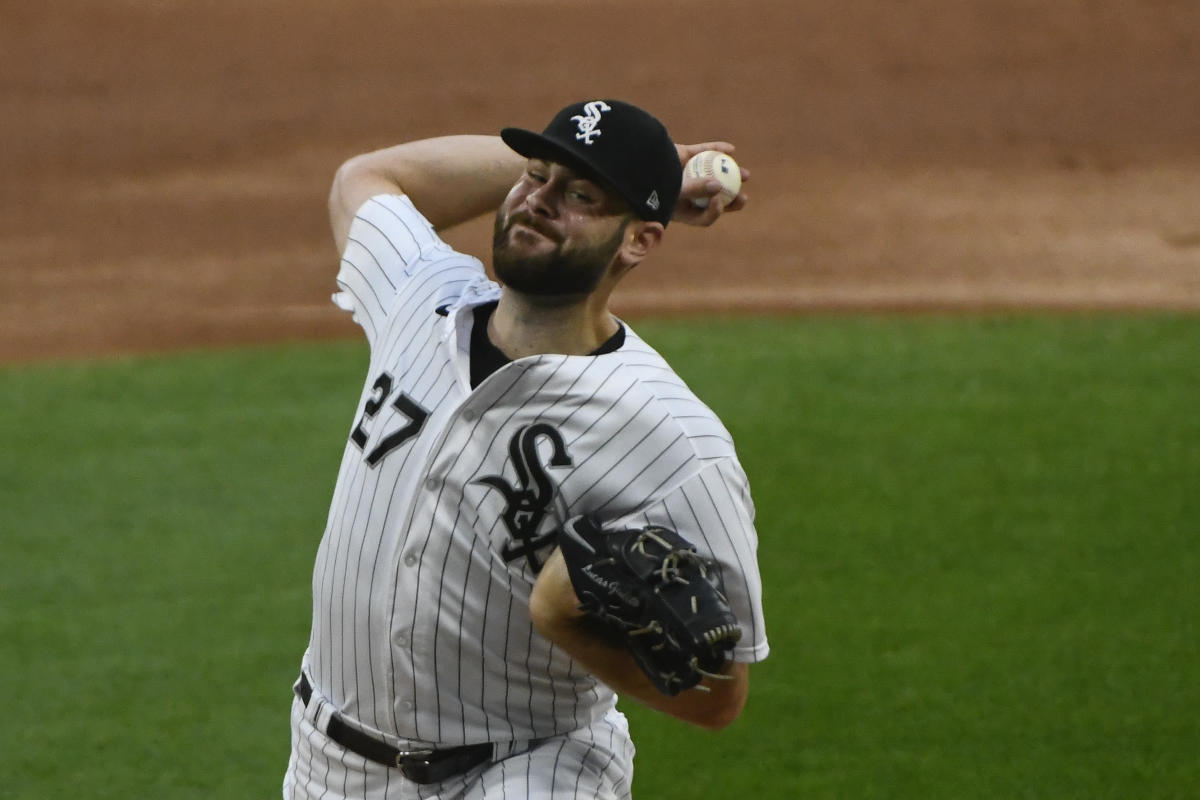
xmin=395 ymin=748 xmax=434 ymax=769
xmin=395 ymin=749 xmax=436 ymax=783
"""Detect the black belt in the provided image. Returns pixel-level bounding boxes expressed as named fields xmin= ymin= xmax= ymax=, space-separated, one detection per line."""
xmin=296 ymin=673 xmax=493 ymax=784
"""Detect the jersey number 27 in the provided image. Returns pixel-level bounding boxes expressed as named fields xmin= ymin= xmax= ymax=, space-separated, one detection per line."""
xmin=350 ymin=371 xmax=430 ymax=467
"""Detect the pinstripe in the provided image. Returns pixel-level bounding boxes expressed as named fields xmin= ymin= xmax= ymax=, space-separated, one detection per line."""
xmin=356 ymin=210 xmax=416 ymax=281
xmin=316 ymin=452 xmax=363 ymax=703
xmin=317 ymin=727 xmax=331 ymax=800
xmin=407 ymin=363 xmax=545 ymax=740
xmin=302 ymin=700 xmax=313 ymax=799
xmin=342 ymin=239 xmax=390 ymax=297
xmin=367 ymin=195 xmax=422 ymax=247
xmin=652 ymin=463 xmax=765 ymax=660
xmin=285 ymin=194 xmax=766 ymax=798
xmin=332 ymin=280 xmax=379 ymax=344
xmin=373 ymin=270 xmax=471 ymax=371
xmin=563 ymin=395 xmax=658 ymax=491
xmin=593 ymin=435 xmax=693 ymax=517
xmin=568 ymin=728 xmax=590 ymax=799
xmin=346 ymin=362 xmax=452 ymax=725
xmin=564 ymin=388 xmax=652 ymax=460
xmin=333 ymin=294 xmax=473 ymax=731
xmin=699 ymin=461 xmax=764 ymax=650
xmin=562 ymin=377 xmax=641 ymax=452
xmin=471 ymin=359 xmax=578 ymax=738
xmin=445 ymin=366 xmax=569 ymax=740
xmin=589 ymin=423 xmax=683 ymax=513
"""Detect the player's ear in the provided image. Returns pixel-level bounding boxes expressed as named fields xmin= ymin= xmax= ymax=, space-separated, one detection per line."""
xmin=610 ymin=217 xmax=664 ymax=283
xmin=622 ymin=220 xmax=664 ymax=262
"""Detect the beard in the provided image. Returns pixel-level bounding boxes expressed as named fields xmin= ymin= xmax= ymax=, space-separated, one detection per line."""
xmin=491 ymin=210 xmax=628 ymax=299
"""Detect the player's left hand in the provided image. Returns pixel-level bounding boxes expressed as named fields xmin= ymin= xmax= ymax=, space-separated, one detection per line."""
xmin=673 ymin=141 xmax=750 ymax=227
xmin=556 ymin=515 xmax=743 ymax=695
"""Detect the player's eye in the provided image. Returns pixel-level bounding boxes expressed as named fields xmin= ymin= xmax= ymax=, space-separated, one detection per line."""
xmin=565 ymin=182 xmax=599 ymax=204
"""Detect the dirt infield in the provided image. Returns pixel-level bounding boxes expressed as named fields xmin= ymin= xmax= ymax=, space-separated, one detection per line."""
xmin=3 ymin=0 xmax=1198 ymax=362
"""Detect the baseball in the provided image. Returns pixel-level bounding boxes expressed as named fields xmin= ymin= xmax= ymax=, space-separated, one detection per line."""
xmin=684 ymin=150 xmax=742 ymax=208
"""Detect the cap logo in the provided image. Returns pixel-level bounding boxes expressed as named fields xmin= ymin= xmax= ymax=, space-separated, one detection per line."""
xmin=570 ymin=100 xmax=612 ymax=145
xmin=646 ymin=190 xmax=661 ymax=211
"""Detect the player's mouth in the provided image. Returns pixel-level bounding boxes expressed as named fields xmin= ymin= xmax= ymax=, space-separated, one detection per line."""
xmin=506 ymin=213 xmax=561 ymax=244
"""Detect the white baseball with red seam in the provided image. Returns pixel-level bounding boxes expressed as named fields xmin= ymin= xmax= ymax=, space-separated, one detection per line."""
xmin=684 ymin=150 xmax=742 ymax=208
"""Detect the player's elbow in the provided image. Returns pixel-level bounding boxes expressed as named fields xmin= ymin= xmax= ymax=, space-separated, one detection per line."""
xmin=327 ymin=158 xmax=360 ymax=252
xmin=328 ymin=153 xmax=404 ymax=251
xmin=329 ymin=155 xmax=373 ymax=221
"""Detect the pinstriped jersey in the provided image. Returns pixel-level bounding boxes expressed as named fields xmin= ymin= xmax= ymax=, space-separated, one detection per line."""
xmin=304 ymin=194 xmax=769 ymax=749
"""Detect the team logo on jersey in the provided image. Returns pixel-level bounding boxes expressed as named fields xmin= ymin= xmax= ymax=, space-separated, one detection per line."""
xmin=571 ymin=101 xmax=612 ymax=145
xmin=474 ymin=423 xmax=573 ymax=572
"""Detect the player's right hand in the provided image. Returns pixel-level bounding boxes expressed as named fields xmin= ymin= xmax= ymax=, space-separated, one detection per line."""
xmin=672 ymin=141 xmax=750 ymax=227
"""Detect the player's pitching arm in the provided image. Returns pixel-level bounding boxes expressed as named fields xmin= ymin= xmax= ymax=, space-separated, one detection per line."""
xmin=327 ymin=136 xmax=751 ymax=253
xmin=328 ymin=135 xmax=526 ymax=251
xmin=530 ymin=547 xmax=750 ymax=731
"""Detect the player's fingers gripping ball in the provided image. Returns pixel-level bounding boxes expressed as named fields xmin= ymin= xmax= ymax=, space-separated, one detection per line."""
xmin=558 ymin=515 xmax=743 ymax=696
xmin=684 ymin=150 xmax=742 ymax=209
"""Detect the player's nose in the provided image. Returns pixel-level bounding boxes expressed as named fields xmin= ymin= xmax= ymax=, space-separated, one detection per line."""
xmin=524 ymin=181 xmax=559 ymax=219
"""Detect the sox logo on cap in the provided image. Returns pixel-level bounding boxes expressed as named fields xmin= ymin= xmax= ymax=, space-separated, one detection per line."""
xmin=570 ymin=100 xmax=612 ymax=144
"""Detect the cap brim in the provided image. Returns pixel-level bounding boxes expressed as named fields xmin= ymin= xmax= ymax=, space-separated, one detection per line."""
xmin=500 ymin=127 xmax=628 ymax=208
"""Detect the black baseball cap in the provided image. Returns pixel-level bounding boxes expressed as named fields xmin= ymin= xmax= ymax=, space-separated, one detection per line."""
xmin=500 ymin=99 xmax=682 ymax=225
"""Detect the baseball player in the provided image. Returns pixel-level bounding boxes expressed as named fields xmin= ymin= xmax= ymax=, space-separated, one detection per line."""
xmin=284 ymin=99 xmax=769 ymax=800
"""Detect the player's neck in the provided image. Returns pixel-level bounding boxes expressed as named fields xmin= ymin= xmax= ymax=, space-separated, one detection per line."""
xmin=490 ymin=291 xmax=618 ymax=359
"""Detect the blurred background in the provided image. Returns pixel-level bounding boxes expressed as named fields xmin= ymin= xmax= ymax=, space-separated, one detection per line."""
xmin=3 ymin=0 xmax=1198 ymax=362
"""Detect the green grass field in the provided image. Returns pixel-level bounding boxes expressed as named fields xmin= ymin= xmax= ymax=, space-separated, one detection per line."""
xmin=3 ymin=314 xmax=1197 ymax=799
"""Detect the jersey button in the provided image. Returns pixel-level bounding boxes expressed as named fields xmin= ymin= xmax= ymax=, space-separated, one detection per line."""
xmin=424 ymin=477 xmax=438 ymax=491
xmin=404 ymin=553 xmax=418 ymax=567
xmin=462 ymin=409 xmax=478 ymax=422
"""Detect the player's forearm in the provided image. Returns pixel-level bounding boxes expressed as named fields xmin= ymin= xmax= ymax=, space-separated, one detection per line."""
xmin=529 ymin=548 xmax=748 ymax=730
xmin=531 ymin=605 xmax=747 ymax=730
xmin=329 ymin=134 xmax=524 ymax=250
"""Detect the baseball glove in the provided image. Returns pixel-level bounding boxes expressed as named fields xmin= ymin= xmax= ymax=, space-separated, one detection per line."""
xmin=558 ymin=515 xmax=742 ymax=696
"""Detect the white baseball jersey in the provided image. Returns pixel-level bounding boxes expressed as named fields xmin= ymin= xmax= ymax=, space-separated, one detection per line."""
xmin=299 ymin=194 xmax=769 ymax=753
